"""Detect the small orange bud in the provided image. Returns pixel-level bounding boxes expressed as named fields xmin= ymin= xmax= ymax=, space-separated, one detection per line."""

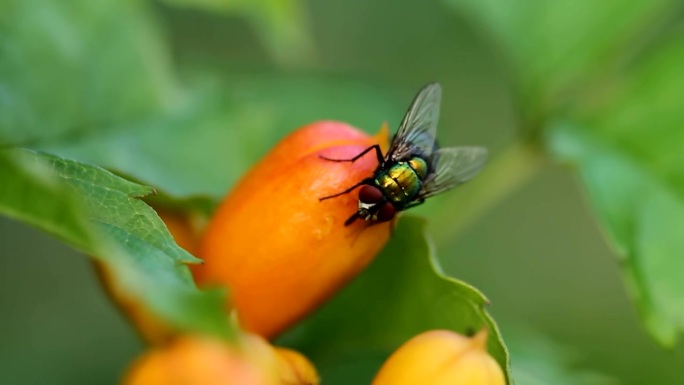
xmin=274 ymin=347 xmax=320 ymax=385
xmin=372 ymin=329 xmax=505 ymax=385
xmin=196 ymin=121 xmax=392 ymax=339
xmin=123 ymin=333 xmax=319 ymax=385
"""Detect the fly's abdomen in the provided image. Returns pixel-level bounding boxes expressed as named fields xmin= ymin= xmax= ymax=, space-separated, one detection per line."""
xmin=376 ymin=163 xmax=422 ymax=204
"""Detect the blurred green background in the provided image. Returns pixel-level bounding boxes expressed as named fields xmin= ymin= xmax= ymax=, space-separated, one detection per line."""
xmin=2 ymin=0 xmax=684 ymax=384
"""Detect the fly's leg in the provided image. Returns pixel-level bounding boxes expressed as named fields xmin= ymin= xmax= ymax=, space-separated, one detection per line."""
xmin=346 ymin=213 xmax=394 ymax=242
xmin=344 ymin=212 xmax=360 ymax=226
xmin=319 ymin=144 xmax=384 ymax=165
xmin=318 ymin=178 xmax=374 ymax=201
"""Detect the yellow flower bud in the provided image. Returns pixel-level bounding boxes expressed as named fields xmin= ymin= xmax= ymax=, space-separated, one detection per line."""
xmin=372 ymin=329 xmax=504 ymax=385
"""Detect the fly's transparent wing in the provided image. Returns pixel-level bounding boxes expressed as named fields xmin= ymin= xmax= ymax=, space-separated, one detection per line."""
xmin=387 ymin=82 xmax=442 ymax=161
xmin=418 ymin=146 xmax=488 ymax=199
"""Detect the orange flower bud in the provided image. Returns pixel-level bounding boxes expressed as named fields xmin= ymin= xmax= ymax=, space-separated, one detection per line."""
xmin=123 ymin=333 xmax=319 ymax=385
xmin=195 ymin=121 xmax=391 ymax=339
xmin=372 ymin=329 xmax=505 ymax=385
xmin=95 ymin=208 xmax=201 ymax=344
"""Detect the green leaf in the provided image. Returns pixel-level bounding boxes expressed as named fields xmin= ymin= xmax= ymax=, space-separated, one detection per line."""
xmin=0 ymin=0 xmax=179 ymax=146
xmin=278 ymin=216 xmax=511 ymax=384
xmin=0 ymin=149 xmax=232 ymax=339
xmin=40 ymin=74 xmax=403 ymax=199
xmin=508 ymin=329 xmax=617 ymax=385
xmin=0 ymin=150 xmax=95 ymax=250
xmin=549 ymin=124 xmax=684 ymax=347
xmin=37 ymin=151 xmax=199 ymax=265
xmin=547 ymin=30 xmax=684 ymax=347
xmin=580 ymin=29 xmax=684 ymax=199
xmin=446 ymin=0 xmax=674 ymax=111
xmin=161 ymin=0 xmax=315 ymax=67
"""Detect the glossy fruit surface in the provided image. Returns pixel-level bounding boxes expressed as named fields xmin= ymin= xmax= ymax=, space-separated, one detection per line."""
xmin=197 ymin=121 xmax=391 ymax=339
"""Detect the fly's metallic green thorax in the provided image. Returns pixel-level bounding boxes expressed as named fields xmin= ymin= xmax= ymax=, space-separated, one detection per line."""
xmin=375 ymin=156 xmax=428 ymax=204
xmin=408 ymin=157 xmax=428 ymax=179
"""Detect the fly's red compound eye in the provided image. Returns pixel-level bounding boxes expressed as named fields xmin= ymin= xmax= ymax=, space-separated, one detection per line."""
xmin=359 ymin=185 xmax=384 ymax=204
xmin=376 ymin=202 xmax=396 ymax=222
